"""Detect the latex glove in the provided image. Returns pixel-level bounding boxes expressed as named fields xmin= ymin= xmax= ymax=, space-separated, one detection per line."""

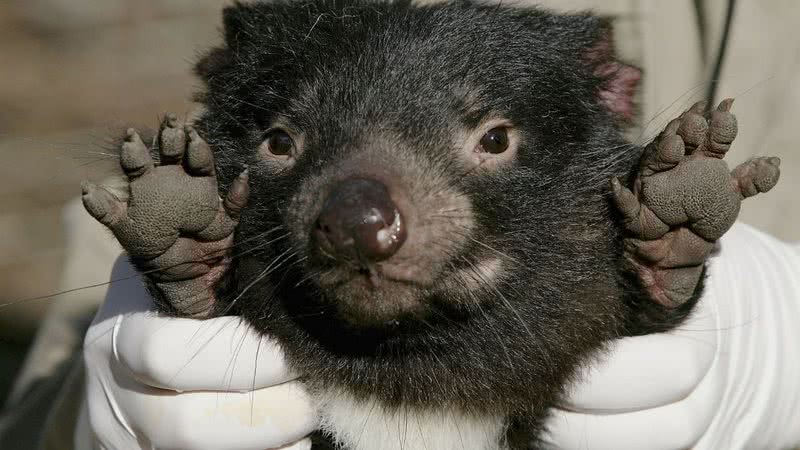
xmin=81 ymin=255 xmax=318 ymax=450
xmin=544 ymin=222 xmax=800 ymax=449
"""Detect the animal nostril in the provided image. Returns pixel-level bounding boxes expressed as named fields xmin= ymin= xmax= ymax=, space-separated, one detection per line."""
xmin=314 ymin=178 xmax=407 ymax=262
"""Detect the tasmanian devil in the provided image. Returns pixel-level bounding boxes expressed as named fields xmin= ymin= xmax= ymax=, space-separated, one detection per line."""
xmin=80 ymin=0 xmax=781 ymax=448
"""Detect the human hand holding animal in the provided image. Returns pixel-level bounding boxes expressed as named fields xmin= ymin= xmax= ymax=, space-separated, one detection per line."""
xmin=81 ymin=255 xmax=317 ymax=450
xmin=84 ymin=225 xmax=800 ymax=450
xmin=545 ymin=223 xmax=800 ymax=449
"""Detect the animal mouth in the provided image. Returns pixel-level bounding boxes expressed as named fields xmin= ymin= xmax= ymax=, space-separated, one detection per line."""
xmin=321 ymin=261 xmax=423 ymax=290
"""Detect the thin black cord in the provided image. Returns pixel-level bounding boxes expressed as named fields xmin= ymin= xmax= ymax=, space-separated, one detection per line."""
xmin=692 ymin=0 xmax=708 ymax=60
xmin=706 ymin=0 xmax=737 ymax=108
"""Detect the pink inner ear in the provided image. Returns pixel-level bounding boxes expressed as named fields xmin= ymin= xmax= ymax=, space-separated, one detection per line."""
xmin=596 ymin=61 xmax=641 ymax=121
xmin=584 ymin=28 xmax=641 ymax=122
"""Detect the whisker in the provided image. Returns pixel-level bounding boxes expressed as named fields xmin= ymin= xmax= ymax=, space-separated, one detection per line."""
xmin=461 ymin=256 xmax=542 ymax=359
xmin=220 ymin=247 xmax=298 ymax=315
xmin=0 ymin=226 xmax=289 ymax=309
xmin=251 ymin=335 xmax=263 ymax=426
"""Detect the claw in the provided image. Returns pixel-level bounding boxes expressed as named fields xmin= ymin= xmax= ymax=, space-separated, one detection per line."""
xmin=641 ymin=134 xmax=685 ymax=176
xmin=661 ymin=117 xmax=682 ymax=137
xmin=732 ymin=157 xmax=781 ymax=199
xmin=224 ymin=169 xmax=250 ymax=218
xmin=121 ymin=128 xmax=154 ymax=178
xmin=159 ymin=113 xmax=186 ymax=164
xmin=81 ymin=181 xmax=127 ymax=227
xmin=685 ymin=100 xmax=707 ymax=115
xmin=706 ymin=99 xmax=737 ymax=158
xmin=610 ymin=177 xmax=668 ymax=239
xmin=164 ymin=112 xmax=180 ymax=128
xmin=185 ymin=126 xmax=216 ymax=176
xmin=716 ymin=98 xmax=734 ymax=112
xmin=677 ymin=109 xmax=709 ymax=153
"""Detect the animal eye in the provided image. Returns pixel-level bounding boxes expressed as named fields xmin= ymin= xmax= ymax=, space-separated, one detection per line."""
xmin=462 ymin=121 xmax=517 ymax=170
xmin=264 ymin=129 xmax=295 ymax=156
xmin=478 ymin=127 xmax=510 ymax=154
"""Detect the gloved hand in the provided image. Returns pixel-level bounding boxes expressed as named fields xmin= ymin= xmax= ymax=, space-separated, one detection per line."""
xmin=544 ymin=222 xmax=800 ymax=449
xmin=82 ymin=224 xmax=800 ymax=450
xmin=81 ymin=255 xmax=318 ymax=450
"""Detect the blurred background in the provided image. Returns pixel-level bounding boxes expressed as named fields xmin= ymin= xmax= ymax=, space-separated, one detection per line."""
xmin=0 ymin=0 xmax=798 ymax=419
xmin=0 ymin=0 xmax=229 ymax=405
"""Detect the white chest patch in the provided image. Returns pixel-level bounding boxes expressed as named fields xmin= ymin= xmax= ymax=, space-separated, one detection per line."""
xmin=313 ymin=388 xmax=509 ymax=450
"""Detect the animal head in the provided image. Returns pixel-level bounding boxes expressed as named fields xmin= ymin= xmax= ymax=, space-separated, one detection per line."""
xmin=193 ymin=0 xmax=641 ymax=414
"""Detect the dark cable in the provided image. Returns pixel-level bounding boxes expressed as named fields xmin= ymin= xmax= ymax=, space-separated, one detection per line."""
xmin=706 ymin=0 xmax=737 ymax=108
xmin=693 ymin=0 xmax=708 ymax=61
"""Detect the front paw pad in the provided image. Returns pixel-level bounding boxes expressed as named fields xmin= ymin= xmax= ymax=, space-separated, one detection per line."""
xmin=82 ymin=114 xmax=249 ymax=317
xmin=611 ymin=99 xmax=780 ymax=307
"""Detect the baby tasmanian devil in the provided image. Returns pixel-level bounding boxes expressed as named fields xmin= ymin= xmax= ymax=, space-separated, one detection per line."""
xmin=81 ymin=0 xmax=781 ymax=448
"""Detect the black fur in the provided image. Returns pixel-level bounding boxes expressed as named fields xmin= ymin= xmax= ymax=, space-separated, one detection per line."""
xmin=189 ymin=0 xmax=698 ymax=447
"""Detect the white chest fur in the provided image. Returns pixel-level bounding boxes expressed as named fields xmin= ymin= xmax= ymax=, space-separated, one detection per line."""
xmin=313 ymin=388 xmax=509 ymax=450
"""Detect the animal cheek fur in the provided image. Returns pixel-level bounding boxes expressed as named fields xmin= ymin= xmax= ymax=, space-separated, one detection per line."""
xmin=438 ymin=257 xmax=504 ymax=300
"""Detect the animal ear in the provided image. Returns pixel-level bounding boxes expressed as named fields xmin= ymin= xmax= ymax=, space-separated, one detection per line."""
xmin=220 ymin=1 xmax=260 ymax=48
xmin=583 ymin=19 xmax=641 ymax=122
xmin=193 ymin=2 xmax=258 ymax=83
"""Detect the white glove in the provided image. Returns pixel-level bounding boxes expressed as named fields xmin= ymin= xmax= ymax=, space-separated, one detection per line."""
xmin=80 ymin=255 xmax=318 ymax=450
xmin=81 ymin=223 xmax=800 ymax=450
xmin=544 ymin=222 xmax=800 ymax=449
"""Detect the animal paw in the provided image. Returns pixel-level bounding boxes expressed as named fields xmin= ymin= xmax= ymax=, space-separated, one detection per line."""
xmin=611 ymin=99 xmax=780 ymax=307
xmin=82 ymin=114 xmax=249 ymax=317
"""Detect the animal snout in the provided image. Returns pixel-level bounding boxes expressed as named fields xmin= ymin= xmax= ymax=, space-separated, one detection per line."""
xmin=315 ymin=178 xmax=407 ymax=262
